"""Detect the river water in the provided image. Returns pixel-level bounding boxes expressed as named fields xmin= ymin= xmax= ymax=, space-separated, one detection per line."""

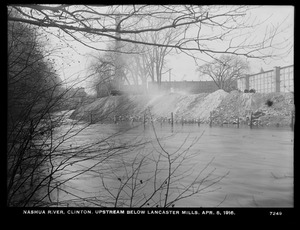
xmin=49 ymin=121 xmax=293 ymax=207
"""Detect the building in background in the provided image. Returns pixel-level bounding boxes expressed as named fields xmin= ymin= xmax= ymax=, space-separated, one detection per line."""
xmin=119 ymin=80 xmax=237 ymax=95
xmin=96 ymin=65 xmax=293 ymax=97
xmin=148 ymin=81 xmax=225 ymax=94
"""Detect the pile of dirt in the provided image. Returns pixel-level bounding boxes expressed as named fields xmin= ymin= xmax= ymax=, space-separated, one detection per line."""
xmin=70 ymin=90 xmax=228 ymax=123
xmin=146 ymin=92 xmax=210 ymax=120
xmin=70 ymin=89 xmax=294 ymax=127
xmin=212 ymin=90 xmax=294 ymax=127
xmin=188 ymin=89 xmax=228 ymax=121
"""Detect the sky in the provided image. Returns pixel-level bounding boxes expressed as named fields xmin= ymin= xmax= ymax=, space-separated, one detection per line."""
xmin=167 ymin=5 xmax=294 ymax=81
xmin=45 ymin=5 xmax=294 ymax=94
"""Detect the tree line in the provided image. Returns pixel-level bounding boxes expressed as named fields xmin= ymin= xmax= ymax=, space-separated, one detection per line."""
xmin=8 ymin=5 xmax=292 ymax=96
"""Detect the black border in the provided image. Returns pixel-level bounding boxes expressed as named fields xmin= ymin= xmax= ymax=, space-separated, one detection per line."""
xmin=2 ymin=2 xmax=297 ymax=220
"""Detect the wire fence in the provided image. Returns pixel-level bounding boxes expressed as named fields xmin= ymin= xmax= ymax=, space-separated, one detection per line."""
xmin=238 ymin=65 xmax=294 ymax=93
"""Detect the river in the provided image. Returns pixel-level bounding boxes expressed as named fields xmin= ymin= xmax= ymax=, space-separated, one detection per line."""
xmin=48 ymin=120 xmax=293 ymax=207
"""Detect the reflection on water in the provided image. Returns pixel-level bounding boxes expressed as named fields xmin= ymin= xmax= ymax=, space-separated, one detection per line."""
xmin=51 ymin=122 xmax=293 ymax=207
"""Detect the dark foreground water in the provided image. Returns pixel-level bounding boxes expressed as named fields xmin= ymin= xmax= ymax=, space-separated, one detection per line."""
xmin=50 ymin=121 xmax=293 ymax=207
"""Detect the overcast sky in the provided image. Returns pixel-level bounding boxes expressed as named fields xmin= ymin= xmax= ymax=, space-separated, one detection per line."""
xmin=46 ymin=5 xmax=294 ymax=93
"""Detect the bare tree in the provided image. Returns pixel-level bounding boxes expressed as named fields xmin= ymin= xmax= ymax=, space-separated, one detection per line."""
xmin=107 ymin=16 xmax=185 ymax=89
xmin=197 ymin=54 xmax=249 ymax=92
xmin=7 ymin=16 xmax=136 ymax=206
xmin=88 ymin=51 xmax=118 ymax=97
xmin=8 ymin=5 xmax=292 ymax=61
xmin=7 ymin=9 xmax=131 ymax=207
xmin=122 ymin=41 xmax=149 ymax=87
xmin=8 ymin=14 xmax=60 ymax=206
xmin=87 ymin=43 xmax=133 ymax=97
xmin=124 ymin=18 xmax=184 ymax=85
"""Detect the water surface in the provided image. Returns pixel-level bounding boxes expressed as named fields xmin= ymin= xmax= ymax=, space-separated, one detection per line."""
xmin=50 ymin=122 xmax=293 ymax=207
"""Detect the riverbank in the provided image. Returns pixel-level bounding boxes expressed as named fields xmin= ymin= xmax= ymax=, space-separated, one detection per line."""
xmin=70 ymin=90 xmax=294 ymax=127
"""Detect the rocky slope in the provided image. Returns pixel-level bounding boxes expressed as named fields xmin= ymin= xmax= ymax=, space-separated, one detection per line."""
xmin=212 ymin=91 xmax=294 ymax=127
xmin=70 ymin=90 xmax=294 ymax=127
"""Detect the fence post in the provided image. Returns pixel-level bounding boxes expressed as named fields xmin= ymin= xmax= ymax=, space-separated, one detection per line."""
xmin=181 ymin=116 xmax=184 ymax=127
xmin=245 ymin=74 xmax=250 ymax=91
xmin=250 ymin=112 xmax=253 ymax=129
xmin=198 ymin=118 xmax=200 ymax=127
xmin=143 ymin=113 xmax=146 ymax=130
xmin=171 ymin=112 xmax=174 ymax=127
xmin=209 ymin=112 xmax=212 ymax=127
xmin=274 ymin=66 xmax=281 ymax=93
xmin=291 ymin=110 xmax=294 ymax=131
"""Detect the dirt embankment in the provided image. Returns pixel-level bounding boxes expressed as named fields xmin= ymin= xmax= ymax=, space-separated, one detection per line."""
xmin=212 ymin=91 xmax=294 ymax=127
xmin=70 ymin=90 xmax=294 ymax=127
